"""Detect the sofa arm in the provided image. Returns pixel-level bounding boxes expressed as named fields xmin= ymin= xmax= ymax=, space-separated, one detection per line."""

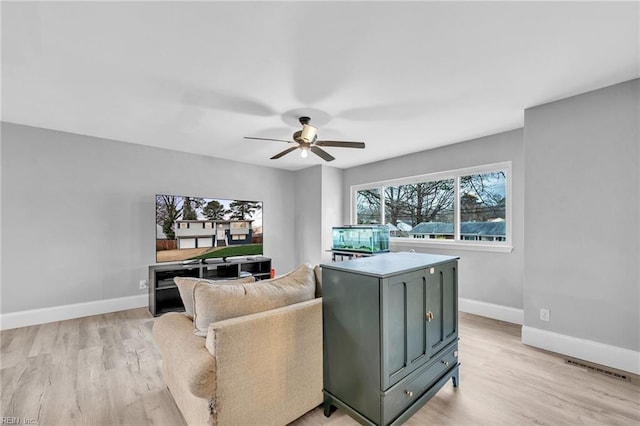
xmin=205 ymin=298 xmax=323 ymax=426
xmin=152 ymin=312 xmax=216 ymax=398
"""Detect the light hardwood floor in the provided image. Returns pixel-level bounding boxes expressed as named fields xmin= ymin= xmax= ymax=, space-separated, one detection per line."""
xmin=1 ymin=309 xmax=638 ymax=425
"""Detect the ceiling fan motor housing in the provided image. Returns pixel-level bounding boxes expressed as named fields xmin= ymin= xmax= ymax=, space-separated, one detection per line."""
xmin=296 ymin=117 xmax=318 ymax=143
xmin=294 ymin=129 xmax=317 ymax=143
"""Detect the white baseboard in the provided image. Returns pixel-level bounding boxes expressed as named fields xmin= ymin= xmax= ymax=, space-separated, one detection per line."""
xmin=458 ymin=297 xmax=524 ymax=325
xmin=0 ymin=294 xmax=148 ymax=330
xmin=522 ymin=326 xmax=640 ymax=376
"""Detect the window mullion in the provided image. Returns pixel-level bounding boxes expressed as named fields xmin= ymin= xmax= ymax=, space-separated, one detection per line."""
xmin=380 ymin=185 xmax=386 ymax=225
xmin=454 ymin=176 xmax=460 ymax=241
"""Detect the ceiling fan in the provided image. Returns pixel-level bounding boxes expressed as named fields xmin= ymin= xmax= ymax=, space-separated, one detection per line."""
xmin=244 ymin=116 xmax=365 ymax=162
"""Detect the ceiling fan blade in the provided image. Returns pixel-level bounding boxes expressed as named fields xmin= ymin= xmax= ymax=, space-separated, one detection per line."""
xmin=270 ymin=146 xmax=299 ymax=160
xmin=244 ymin=136 xmax=292 ymax=143
xmin=316 ymin=140 xmax=366 ymax=149
xmin=310 ymin=146 xmax=335 ymax=162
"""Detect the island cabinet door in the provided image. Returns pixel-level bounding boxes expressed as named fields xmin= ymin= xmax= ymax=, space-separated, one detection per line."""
xmin=381 ymin=269 xmax=429 ymax=390
xmin=425 ymin=261 xmax=458 ymax=359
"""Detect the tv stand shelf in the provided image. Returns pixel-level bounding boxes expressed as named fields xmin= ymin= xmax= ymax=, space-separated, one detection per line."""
xmin=148 ymin=256 xmax=272 ymax=316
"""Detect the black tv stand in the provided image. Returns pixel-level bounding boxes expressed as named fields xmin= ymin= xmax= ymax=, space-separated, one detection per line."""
xmin=148 ymin=256 xmax=272 ymax=316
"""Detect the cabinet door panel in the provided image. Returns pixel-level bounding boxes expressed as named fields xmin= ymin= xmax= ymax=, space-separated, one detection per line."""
xmin=425 ymin=267 xmax=443 ymax=358
xmin=386 ymin=280 xmax=406 ymax=377
xmin=425 ymin=262 xmax=458 ymax=358
xmin=406 ymin=275 xmax=426 ymax=364
xmin=442 ymin=263 xmax=458 ymax=347
xmin=382 ymin=271 xmax=427 ymax=389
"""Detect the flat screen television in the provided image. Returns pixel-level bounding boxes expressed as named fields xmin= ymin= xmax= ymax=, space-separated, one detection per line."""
xmin=155 ymin=194 xmax=263 ymax=263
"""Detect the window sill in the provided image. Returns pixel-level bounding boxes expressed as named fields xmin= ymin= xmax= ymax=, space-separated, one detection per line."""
xmin=390 ymin=238 xmax=514 ymax=253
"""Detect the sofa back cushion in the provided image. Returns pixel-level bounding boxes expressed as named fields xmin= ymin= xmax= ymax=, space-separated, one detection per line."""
xmin=175 ymin=275 xmax=256 ymax=319
xmin=192 ymin=264 xmax=316 ymax=336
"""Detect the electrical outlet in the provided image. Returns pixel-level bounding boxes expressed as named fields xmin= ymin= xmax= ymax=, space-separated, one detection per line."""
xmin=540 ymin=308 xmax=550 ymax=322
xmin=139 ymin=280 xmax=148 ymax=290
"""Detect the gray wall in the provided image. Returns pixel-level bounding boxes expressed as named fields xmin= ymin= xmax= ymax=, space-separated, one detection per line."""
xmin=342 ymin=129 xmax=525 ymax=309
xmin=321 ymin=165 xmax=343 ymax=264
xmin=294 ymin=165 xmax=322 ymax=267
xmin=1 ymin=122 xmax=297 ymax=313
xmin=294 ymin=164 xmax=344 ymax=267
xmin=524 ymin=79 xmax=639 ymax=351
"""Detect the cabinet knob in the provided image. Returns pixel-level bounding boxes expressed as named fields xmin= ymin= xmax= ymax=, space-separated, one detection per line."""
xmin=405 ymin=390 xmax=413 ymax=398
xmin=442 ymin=360 xmax=449 ymax=366
xmin=425 ymin=311 xmax=434 ymax=321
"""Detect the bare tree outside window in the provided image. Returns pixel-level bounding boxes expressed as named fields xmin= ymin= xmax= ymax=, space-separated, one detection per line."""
xmin=356 ymin=188 xmax=381 ymax=224
xmin=383 ymin=180 xmax=455 ymax=237
xmin=460 ymin=172 xmax=506 ymax=241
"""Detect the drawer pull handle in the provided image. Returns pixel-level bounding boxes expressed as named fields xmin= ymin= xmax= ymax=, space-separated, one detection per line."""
xmin=405 ymin=390 xmax=413 ymax=398
xmin=442 ymin=360 xmax=449 ymax=366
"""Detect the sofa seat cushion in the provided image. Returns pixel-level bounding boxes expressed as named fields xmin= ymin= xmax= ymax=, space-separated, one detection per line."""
xmin=174 ymin=275 xmax=256 ymax=319
xmin=192 ymin=263 xmax=316 ymax=336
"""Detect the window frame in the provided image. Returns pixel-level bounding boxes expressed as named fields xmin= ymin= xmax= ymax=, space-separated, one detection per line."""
xmin=350 ymin=161 xmax=513 ymax=253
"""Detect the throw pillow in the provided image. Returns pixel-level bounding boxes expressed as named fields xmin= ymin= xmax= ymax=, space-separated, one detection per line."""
xmin=192 ymin=263 xmax=315 ymax=336
xmin=174 ymin=275 xmax=256 ymax=319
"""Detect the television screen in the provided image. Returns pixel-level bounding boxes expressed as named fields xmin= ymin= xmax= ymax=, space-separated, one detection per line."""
xmin=155 ymin=194 xmax=263 ymax=263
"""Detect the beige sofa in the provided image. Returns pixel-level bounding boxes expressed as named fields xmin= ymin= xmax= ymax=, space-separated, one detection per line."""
xmin=152 ymin=264 xmax=323 ymax=426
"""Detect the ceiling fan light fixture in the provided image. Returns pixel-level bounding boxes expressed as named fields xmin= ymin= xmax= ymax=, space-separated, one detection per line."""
xmin=300 ymin=147 xmax=309 ymax=158
xmin=300 ymin=124 xmax=317 ymax=142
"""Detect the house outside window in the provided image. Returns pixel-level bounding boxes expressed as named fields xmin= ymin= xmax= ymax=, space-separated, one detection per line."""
xmin=352 ymin=162 xmax=512 ymax=252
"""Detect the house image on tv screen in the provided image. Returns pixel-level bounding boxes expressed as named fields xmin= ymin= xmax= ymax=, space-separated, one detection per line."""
xmin=175 ymin=220 xmax=253 ymax=249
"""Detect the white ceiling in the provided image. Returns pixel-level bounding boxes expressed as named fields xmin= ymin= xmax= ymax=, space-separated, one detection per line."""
xmin=2 ymin=1 xmax=639 ymax=171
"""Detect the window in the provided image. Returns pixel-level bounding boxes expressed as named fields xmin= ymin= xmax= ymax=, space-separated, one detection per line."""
xmin=356 ymin=188 xmax=381 ymax=224
xmin=460 ymin=172 xmax=506 ymax=242
xmin=352 ymin=162 xmax=511 ymax=251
